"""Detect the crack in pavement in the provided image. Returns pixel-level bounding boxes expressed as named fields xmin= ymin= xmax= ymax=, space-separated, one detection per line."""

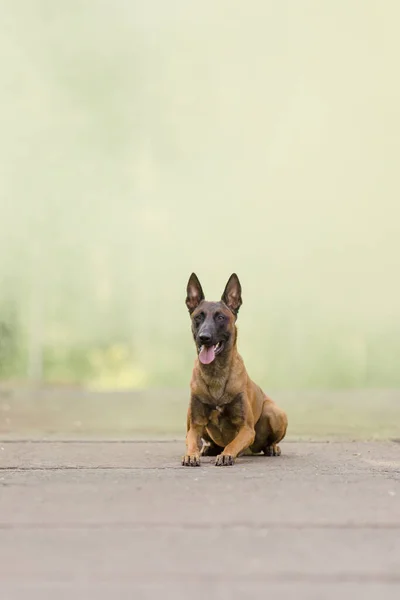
xmin=1 ymin=522 xmax=400 ymax=530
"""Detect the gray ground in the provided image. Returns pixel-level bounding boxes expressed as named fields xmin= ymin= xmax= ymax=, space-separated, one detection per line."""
xmin=1 ymin=439 xmax=400 ymax=600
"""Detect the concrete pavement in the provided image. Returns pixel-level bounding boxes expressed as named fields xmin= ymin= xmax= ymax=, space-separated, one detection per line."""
xmin=1 ymin=440 xmax=400 ymax=599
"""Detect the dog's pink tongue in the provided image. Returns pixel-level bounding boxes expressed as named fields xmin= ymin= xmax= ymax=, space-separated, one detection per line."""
xmin=199 ymin=345 xmax=216 ymax=365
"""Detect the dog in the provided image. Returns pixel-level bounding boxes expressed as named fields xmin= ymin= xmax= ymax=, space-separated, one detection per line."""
xmin=182 ymin=273 xmax=288 ymax=466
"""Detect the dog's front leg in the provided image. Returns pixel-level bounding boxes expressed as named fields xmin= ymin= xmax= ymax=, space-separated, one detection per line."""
xmin=215 ymin=423 xmax=255 ymax=467
xmin=182 ymin=423 xmax=204 ymax=466
xmin=182 ymin=397 xmax=207 ymax=467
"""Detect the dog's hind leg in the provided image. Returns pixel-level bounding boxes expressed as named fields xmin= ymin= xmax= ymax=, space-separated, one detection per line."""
xmin=250 ymin=398 xmax=288 ymax=456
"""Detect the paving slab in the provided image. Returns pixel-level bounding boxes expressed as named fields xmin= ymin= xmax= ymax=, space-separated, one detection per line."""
xmin=0 ymin=440 xmax=399 ymax=599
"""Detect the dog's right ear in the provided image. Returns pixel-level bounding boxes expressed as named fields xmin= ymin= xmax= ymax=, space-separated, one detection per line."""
xmin=185 ymin=273 xmax=205 ymax=314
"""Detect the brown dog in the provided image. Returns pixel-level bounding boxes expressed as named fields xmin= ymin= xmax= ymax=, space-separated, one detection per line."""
xmin=182 ymin=273 xmax=288 ymax=466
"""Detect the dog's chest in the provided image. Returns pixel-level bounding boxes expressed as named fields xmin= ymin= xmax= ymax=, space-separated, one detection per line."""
xmin=204 ymin=378 xmax=227 ymax=403
xmin=206 ymin=392 xmax=244 ymax=428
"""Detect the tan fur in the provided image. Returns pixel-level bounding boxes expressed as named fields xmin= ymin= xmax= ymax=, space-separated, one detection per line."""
xmin=182 ymin=297 xmax=288 ymax=467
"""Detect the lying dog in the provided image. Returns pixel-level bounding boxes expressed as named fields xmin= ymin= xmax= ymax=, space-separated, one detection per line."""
xmin=182 ymin=273 xmax=288 ymax=466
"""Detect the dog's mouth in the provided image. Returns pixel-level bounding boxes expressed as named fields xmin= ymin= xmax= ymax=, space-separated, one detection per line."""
xmin=198 ymin=341 xmax=224 ymax=365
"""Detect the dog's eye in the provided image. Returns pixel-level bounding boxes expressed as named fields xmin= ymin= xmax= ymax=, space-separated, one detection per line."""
xmin=216 ymin=314 xmax=225 ymax=321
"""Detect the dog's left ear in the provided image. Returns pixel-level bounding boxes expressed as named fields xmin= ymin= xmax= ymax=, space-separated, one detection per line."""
xmin=221 ymin=273 xmax=242 ymax=316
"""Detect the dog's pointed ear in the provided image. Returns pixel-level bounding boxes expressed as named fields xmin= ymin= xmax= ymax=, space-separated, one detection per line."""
xmin=221 ymin=273 xmax=242 ymax=316
xmin=186 ymin=273 xmax=205 ymax=314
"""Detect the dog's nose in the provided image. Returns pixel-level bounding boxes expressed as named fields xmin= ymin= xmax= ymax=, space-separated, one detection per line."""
xmin=199 ymin=332 xmax=212 ymax=344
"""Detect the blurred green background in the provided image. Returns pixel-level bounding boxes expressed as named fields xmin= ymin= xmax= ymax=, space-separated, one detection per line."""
xmin=0 ymin=2 xmax=399 ymax=436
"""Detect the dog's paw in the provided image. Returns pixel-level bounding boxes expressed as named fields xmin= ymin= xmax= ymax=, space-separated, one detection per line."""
xmin=182 ymin=454 xmax=201 ymax=467
xmin=215 ymin=454 xmax=235 ymax=466
xmin=263 ymin=444 xmax=281 ymax=457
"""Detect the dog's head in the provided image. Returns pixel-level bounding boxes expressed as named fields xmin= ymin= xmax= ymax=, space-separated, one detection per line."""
xmin=185 ymin=273 xmax=242 ymax=365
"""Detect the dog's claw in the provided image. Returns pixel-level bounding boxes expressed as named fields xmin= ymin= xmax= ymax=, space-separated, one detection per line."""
xmin=182 ymin=454 xmax=200 ymax=467
xmin=263 ymin=445 xmax=281 ymax=457
xmin=215 ymin=454 xmax=235 ymax=466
